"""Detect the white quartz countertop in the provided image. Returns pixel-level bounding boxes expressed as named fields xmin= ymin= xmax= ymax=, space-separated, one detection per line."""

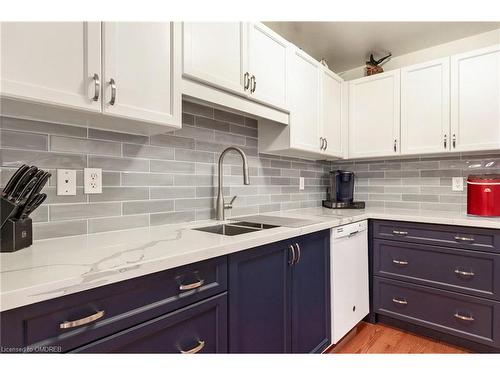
xmin=1 ymin=207 xmax=499 ymax=312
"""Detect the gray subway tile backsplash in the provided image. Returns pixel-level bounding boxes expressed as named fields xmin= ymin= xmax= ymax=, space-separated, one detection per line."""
xmin=332 ymin=150 xmax=500 ymax=213
xmin=3 ymin=99 xmax=497 ymax=241
xmin=1 ymin=130 xmax=48 ymax=151
xmin=89 ymin=155 xmax=149 ymax=172
xmin=50 ymin=135 xmax=121 ymax=156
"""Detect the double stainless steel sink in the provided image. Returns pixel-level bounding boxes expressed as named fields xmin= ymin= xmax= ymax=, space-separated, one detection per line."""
xmin=194 ymin=221 xmax=279 ymax=236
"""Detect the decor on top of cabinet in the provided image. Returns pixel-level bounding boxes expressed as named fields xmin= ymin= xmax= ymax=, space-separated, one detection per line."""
xmin=365 ymin=52 xmax=392 ymax=76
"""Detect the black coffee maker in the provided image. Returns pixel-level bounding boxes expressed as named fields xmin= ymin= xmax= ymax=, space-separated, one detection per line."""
xmin=322 ymin=170 xmax=365 ymax=209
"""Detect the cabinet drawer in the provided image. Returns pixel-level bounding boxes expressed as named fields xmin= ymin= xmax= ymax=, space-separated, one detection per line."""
xmin=73 ymin=293 xmax=227 ymax=353
xmin=372 ymin=220 xmax=500 ymax=253
xmin=373 ymin=239 xmax=500 ymax=300
xmin=1 ymin=256 xmax=227 ymax=351
xmin=374 ymin=277 xmax=500 ymax=348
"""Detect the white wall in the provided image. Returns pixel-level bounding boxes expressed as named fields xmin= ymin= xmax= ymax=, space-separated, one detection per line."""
xmin=339 ymin=28 xmax=500 ymax=81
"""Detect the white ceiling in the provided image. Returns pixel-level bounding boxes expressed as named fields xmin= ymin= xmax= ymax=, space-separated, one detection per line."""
xmin=264 ymin=22 xmax=500 ymax=72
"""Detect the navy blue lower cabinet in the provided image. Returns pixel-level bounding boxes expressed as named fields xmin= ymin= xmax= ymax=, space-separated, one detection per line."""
xmin=72 ymin=293 xmax=227 ymax=353
xmin=228 ymin=239 xmax=292 ymax=353
xmin=291 ymin=231 xmax=331 ymax=353
xmin=228 ymin=230 xmax=331 ymax=353
xmin=0 ymin=256 xmax=227 ymax=352
xmin=370 ymin=219 xmax=500 ymax=352
xmin=374 ymin=277 xmax=500 ymax=348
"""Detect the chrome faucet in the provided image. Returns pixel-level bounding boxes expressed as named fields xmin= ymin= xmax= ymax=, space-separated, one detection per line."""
xmin=216 ymin=146 xmax=250 ymax=221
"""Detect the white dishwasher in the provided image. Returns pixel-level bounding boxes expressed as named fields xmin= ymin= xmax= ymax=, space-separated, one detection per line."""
xmin=331 ymin=220 xmax=369 ymax=344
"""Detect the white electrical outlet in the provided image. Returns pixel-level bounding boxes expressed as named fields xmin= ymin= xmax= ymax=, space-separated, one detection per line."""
xmin=299 ymin=177 xmax=305 ymax=190
xmin=452 ymin=177 xmax=464 ymax=192
xmin=57 ymin=169 xmax=77 ymax=196
xmin=84 ymin=168 xmax=102 ymax=194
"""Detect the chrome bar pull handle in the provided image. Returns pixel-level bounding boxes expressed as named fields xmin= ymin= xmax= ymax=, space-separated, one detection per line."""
xmin=392 ymin=259 xmax=409 ymax=266
xmin=392 ymin=298 xmax=408 ymax=305
xmin=454 ymin=235 xmax=474 ymax=242
xmin=452 ymin=134 xmax=456 ymax=149
xmin=180 ymin=340 xmax=205 ymax=354
xmin=243 ymin=72 xmax=250 ymax=90
xmin=455 ymin=236 xmax=474 ymax=242
xmin=60 ymin=310 xmax=105 ymax=329
xmin=179 ymin=279 xmax=205 ymax=291
xmin=92 ymin=73 xmax=100 ymax=101
xmin=294 ymin=243 xmax=301 ymax=264
xmin=320 ymin=137 xmax=324 ymax=150
xmin=454 ymin=313 xmax=474 ymax=322
xmin=393 ymin=139 xmax=397 ymax=152
xmin=454 ymin=269 xmax=475 ymax=278
xmin=288 ymin=245 xmax=296 ymax=265
xmin=324 ymin=138 xmax=328 ymax=150
xmin=392 ymin=230 xmax=408 ymax=236
xmin=443 ymin=134 xmax=447 ymax=149
xmin=109 ymin=78 xmax=116 ymax=105
xmin=251 ymin=75 xmax=256 ymax=93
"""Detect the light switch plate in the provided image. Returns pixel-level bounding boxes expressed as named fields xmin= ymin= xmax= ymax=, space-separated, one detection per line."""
xmin=57 ymin=169 xmax=77 ymax=196
xmin=452 ymin=177 xmax=464 ymax=192
xmin=299 ymin=177 xmax=305 ymax=190
xmin=84 ymin=168 xmax=102 ymax=194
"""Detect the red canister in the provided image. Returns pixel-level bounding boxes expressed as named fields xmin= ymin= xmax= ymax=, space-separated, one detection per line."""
xmin=467 ymin=174 xmax=500 ymax=217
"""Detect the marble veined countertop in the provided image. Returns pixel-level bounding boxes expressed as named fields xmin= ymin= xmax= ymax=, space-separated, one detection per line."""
xmin=1 ymin=207 xmax=499 ymax=311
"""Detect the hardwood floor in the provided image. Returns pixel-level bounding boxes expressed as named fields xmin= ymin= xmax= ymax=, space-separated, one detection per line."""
xmin=326 ymin=322 xmax=469 ymax=354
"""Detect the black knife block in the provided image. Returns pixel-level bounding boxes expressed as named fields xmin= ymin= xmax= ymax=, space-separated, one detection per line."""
xmin=1 ymin=195 xmax=19 ymax=228
xmin=1 ymin=217 xmax=33 ymax=252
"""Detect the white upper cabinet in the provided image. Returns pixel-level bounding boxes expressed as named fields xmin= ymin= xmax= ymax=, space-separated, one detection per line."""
xmin=320 ymin=68 xmax=344 ymax=158
xmin=451 ymin=44 xmax=500 ymax=152
xmin=183 ymin=22 xmax=247 ymax=96
xmin=102 ymin=22 xmax=181 ymax=127
xmin=289 ymin=48 xmax=322 ymax=153
xmin=0 ymin=22 xmax=101 ymax=111
xmin=348 ymin=70 xmax=401 ymax=158
xmin=247 ymin=22 xmax=289 ymax=111
xmin=401 ymin=58 xmax=450 ymax=155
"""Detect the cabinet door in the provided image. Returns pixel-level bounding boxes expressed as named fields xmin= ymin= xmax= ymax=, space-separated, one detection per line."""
xmin=321 ymin=68 xmax=344 ymax=158
xmin=401 ymin=58 xmax=450 ymax=155
xmin=73 ymin=294 xmax=227 ymax=353
xmin=348 ymin=70 xmax=401 ymax=158
xmin=291 ymin=230 xmax=331 ymax=353
xmin=289 ymin=48 xmax=322 ymax=153
xmin=183 ymin=22 xmax=247 ymax=96
xmin=102 ymin=22 xmax=181 ymax=127
xmin=228 ymin=240 xmax=292 ymax=353
xmin=247 ymin=22 xmax=289 ymax=110
xmin=451 ymin=45 xmax=500 ymax=152
xmin=0 ymin=22 xmax=101 ymax=111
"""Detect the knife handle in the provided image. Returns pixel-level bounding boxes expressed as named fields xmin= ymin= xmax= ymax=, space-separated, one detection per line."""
xmin=20 ymin=193 xmax=46 ymax=219
xmin=15 ymin=176 xmax=39 ymax=205
xmin=8 ymin=166 xmax=38 ymax=200
xmin=1 ymin=164 xmax=29 ymax=197
xmin=24 ymin=171 xmax=51 ymax=203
